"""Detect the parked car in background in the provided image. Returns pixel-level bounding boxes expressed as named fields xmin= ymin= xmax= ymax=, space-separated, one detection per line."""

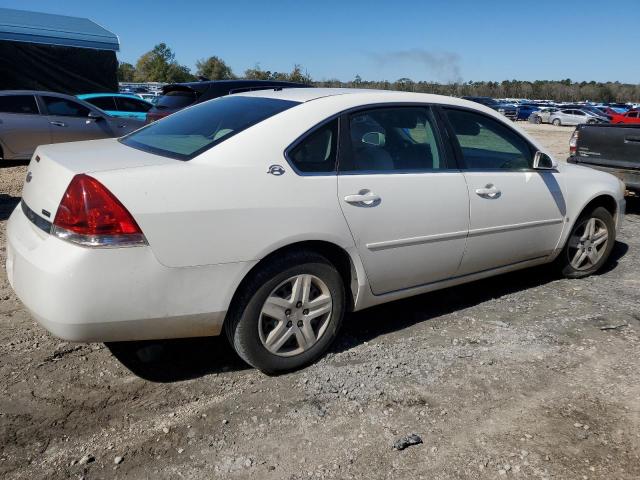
xmin=77 ymin=93 xmax=153 ymax=121
xmin=532 ymin=107 xmax=559 ymax=124
xmin=568 ymin=123 xmax=640 ymax=192
xmin=7 ymin=88 xmax=624 ymax=373
xmin=516 ymin=103 xmax=540 ymax=121
xmin=461 ymin=96 xmax=518 ymax=120
xmin=0 ymin=91 xmax=143 ymax=160
xmin=138 ymin=93 xmax=160 ymax=105
xmin=145 ymin=79 xmax=309 ymax=123
xmin=610 ymin=110 xmax=640 ymax=124
xmin=549 ymin=109 xmax=608 ymax=126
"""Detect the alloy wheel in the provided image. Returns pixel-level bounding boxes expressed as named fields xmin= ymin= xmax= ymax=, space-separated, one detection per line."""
xmin=258 ymin=274 xmax=333 ymax=357
xmin=567 ymin=217 xmax=609 ymax=271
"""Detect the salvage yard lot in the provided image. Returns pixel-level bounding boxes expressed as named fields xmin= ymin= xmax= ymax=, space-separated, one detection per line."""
xmin=1 ymin=123 xmax=639 ymax=479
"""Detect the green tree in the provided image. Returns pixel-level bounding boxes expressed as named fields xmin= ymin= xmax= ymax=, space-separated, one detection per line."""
xmin=117 ymin=62 xmax=136 ymax=82
xmin=195 ymin=56 xmax=234 ymax=80
xmin=134 ymin=43 xmax=194 ymax=82
xmin=244 ymin=64 xmax=273 ymax=80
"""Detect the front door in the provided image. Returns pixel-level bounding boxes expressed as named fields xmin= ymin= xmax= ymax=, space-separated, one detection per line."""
xmin=441 ymin=107 xmax=566 ymax=275
xmin=41 ymin=95 xmax=113 ymax=143
xmin=337 ymin=106 xmax=469 ymax=295
xmin=0 ymin=94 xmax=51 ymax=158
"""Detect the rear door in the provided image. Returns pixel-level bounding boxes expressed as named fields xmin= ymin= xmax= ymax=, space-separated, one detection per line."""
xmin=441 ymin=107 xmax=565 ymax=275
xmin=0 ymin=94 xmax=51 ymax=159
xmin=41 ymin=95 xmax=114 ymax=143
xmin=337 ymin=105 xmax=469 ymax=294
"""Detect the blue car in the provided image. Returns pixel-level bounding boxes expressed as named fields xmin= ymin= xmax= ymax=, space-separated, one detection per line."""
xmin=76 ymin=93 xmax=153 ymax=121
xmin=516 ymin=103 xmax=540 ymax=121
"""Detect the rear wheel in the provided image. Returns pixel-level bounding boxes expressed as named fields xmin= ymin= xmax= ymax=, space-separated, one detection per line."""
xmin=557 ymin=206 xmax=615 ymax=278
xmin=552 ymin=118 xmax=561 ymax=126
xmin=225 ymin=251 xmax=345 ymax=374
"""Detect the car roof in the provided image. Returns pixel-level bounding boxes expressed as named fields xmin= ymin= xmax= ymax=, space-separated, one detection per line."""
xmin=235 ymin=87 xmax=500 ymax=111
xmin=77 ymin=93 xmax=143 ymax=99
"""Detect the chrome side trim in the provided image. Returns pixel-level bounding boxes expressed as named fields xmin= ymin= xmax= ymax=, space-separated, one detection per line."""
xmin=366 ymin=230 xmax=468 ymax=251
xmin=365 ymin=218 xmax=563 ymax=252
xmin=468 ymin=218 xmax=564 ymax=237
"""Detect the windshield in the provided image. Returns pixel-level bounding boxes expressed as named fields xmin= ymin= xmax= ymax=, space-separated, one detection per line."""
xmin=121 ymin=95 xmax=299 ymax=160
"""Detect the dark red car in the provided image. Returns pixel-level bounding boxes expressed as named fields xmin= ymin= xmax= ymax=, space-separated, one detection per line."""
xmin=145 ymin=80 xmax=309 ymax=123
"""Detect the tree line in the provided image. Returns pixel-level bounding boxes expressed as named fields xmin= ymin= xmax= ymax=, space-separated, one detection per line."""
xmin=118 ymin=44 xmax=640 ymax=103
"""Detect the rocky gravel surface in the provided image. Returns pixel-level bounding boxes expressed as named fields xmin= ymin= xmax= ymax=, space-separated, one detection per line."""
xmin=1 ymin=125 xmax=639 ymax=479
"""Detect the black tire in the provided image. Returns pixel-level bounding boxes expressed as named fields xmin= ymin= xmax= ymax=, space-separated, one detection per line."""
xmin=556 ymin=206 xmax=616 ymax=278
xmin=225 ymin=250 xmax=345 ymax=374
xmin=552 ymin=118 xmax=561 ymax=126
xmin=535 ymin=116 xmax=542 ymax=124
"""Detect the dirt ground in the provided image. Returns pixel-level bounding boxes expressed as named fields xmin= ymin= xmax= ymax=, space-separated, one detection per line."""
xmin=1 ymin=123 xmax=639 ymax=480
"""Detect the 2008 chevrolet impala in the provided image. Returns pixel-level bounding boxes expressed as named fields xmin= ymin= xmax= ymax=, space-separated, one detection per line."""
xmin=6 ymin=88 xmax=625 ymax=373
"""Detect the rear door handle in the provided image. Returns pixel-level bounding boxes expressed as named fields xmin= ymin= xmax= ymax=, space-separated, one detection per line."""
xmin=344 ymin=190 xmax=381 ymax=207
xmin=49 ymin=121 xmax=66 ymax=127
xmin=475 ymin=184 xmax=501 ymax=198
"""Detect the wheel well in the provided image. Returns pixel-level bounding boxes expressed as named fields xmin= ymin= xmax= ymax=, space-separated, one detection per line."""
xmin=226 ymin=241 xmax=357 ymax=325
xmin=582 ymin=194 xmax=617 ymax=218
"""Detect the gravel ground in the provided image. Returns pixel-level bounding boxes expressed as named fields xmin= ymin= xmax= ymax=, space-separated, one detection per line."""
xmin=1 ymin=124 xmax=639 ymax=479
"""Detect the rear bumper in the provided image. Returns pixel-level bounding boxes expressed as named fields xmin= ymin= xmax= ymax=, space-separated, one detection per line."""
xmin=567 ymin=158 xmax=640 ymax=191
xmin=6 ymin=205 xmax=255 ymax=342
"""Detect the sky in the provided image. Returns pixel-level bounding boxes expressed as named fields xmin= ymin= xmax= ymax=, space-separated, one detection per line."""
xmin=3 ymin=0 xmax=640 ymax=83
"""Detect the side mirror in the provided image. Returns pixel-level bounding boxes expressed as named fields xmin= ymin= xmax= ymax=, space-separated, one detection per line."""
xmin=88 ymin=111 xmax=104 ymax=121
xmin=361 ymin=131 xmax=385 ymax=147
xmin=533 ymin=151 xmax=557 ymax=170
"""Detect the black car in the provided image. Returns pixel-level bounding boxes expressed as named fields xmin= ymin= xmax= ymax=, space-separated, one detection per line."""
xmin=146 ymin=79 xmax=309 ymax=123
xmin=461 ymin=96 xmax=518 ymax=121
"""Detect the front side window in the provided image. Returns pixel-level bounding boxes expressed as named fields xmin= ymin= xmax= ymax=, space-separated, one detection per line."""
xmin=86 ymin=96 xmax=117 ymax=111
xmin=341 ymin=107 xmax=445 ymax=173
xmin=0 ymin=95 xmax=38 ymax=114
xmin=43 ymin=97 xmax=91 ymax=117
xmin=288 ymin=120 xmax=338 ymax=173
xmin=444 ymin=108 xmax=532 ymax=170
xmin=116 ymin=97 xmax=152 ymax=112
xmin=121 ymin=95 xmax=299 ymax=160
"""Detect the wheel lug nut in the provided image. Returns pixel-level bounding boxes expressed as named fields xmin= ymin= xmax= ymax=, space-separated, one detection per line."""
xmin=285 ymin=309 xmax=291 ymax=316
xmin=297 ymin=320 xmax=303 ymax=327
xmin=296 ymin=301 xmax=302 ymax=308
xmin=286 ymin=321 xmax=292 ymax=328
xmin=303 ymin=309 xmax=309 ymax=315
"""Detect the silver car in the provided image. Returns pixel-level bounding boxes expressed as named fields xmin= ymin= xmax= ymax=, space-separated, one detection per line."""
xmin=549 ymin=108 xmax=608 ymax=127
xmin=0 ymin=91 xmax=144 ymax=160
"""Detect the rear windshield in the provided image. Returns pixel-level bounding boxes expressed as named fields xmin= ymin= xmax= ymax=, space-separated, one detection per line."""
xmin=121 ymin=96 xmax=299 ymax=160
xmin=155 ymin=90 xmax=197 ymax=109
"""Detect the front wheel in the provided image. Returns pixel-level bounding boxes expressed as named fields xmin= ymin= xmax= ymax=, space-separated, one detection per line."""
xmin=557 ymin=207 xmax=615 ymax=278
xmin=535 ymin=116 xmax=543 ymax=124
xmin=225 ymin=251 xmax=345 ymax=374
xmin=552 ymin=118 xmax=561 ymax=126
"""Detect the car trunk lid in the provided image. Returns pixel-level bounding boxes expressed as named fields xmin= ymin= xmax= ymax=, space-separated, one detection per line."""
xmin=20 ymin=138 xmax=175 ymax=230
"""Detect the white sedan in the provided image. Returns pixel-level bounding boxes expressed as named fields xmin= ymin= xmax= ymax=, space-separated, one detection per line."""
xmin=6 ymin=88 xmax=625 ymax=373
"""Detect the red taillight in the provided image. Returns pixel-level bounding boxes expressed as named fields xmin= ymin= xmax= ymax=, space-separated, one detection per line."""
xmin=569 ymin=130 xmax=579 ymax=156
xmin=53 ymin=174 xmax=146 ymax=247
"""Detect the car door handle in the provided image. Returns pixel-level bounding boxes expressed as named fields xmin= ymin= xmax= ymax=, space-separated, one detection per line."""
xmin=49 ymin=121 xmax=67 ymax=127
xmin=344 ymin=190 xmax=381 ymax=207
xmin=475 ymin=184 xmax=501 ymax=198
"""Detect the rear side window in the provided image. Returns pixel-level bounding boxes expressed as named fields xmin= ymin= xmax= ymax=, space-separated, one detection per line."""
xmin=116 ymin=97 xmax=152 ymax=112
xmin=288 ymin=120 xmax=338 ymax=173
xmin=43 ymin=97 xmax=91 ymax=117
xmin=156 ymin=90 xmax=197 ymax=109
xmin=444 ymin=108 xmax=532 ymax=170
xmin=0 ymin=95 xmax=38 ymax=114
xmin=121 ymin=96 xmax=299 ymax=160
xmin=85 ymin=96 xmax=117 ymax=111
